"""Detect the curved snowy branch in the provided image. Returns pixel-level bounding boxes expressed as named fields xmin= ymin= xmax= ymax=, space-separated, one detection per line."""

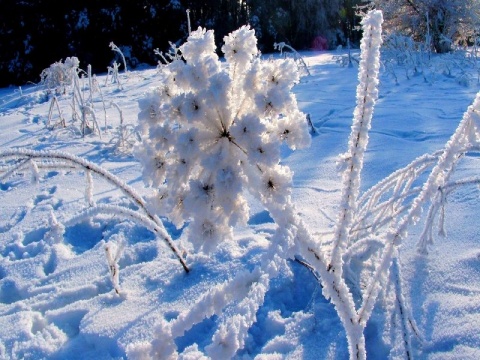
xmin=358 ymin=90 xmax=480 ymax=327
xmin=0 ymin=148 xmax=189 ymax=273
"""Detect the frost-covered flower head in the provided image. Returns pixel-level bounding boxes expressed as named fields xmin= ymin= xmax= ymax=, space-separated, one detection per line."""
xmin=136 ymin=26 xmax=310 ymax=253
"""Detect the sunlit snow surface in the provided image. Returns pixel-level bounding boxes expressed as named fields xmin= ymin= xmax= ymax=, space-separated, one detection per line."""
xmin=0 ymin=52 xmax=479 ymax=359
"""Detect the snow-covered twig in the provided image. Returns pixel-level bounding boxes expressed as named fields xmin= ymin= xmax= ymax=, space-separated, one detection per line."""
xmin=105 ymin=239 xmax=125 ymax=295
xmin=357 ymin=90 xmax=480 ymax=329
xmin=0 ymin=148 xmax=189 ymax=273
xmin=47 ymin=96 xmax=65 ymax=128
xmin=109 ymin=101 xmax=138 ymax=153
xmin=109 ymin=42 xmax=128 ymax=73
xmin=274 ymin=42 xmax=311 ymax=76
xmin=186 ymin=9 xmax=191 ymax=36
xmin=106 ymin=62 xmax=123 ymax=89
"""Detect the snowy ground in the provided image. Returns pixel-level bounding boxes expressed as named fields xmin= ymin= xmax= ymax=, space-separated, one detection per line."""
xmin=0 ymin=51 xmax=479 ymax=359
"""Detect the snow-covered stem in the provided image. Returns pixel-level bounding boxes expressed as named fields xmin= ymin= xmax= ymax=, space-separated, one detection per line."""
xmin=0 ymin=149 xmax=189 ymax=273
xmin=300 ymin=12 xmax=385 ymax=359
xmin=106 ymin=62 xmax=123 ymax=89
xmin=170 ymin=268 xmax=262 ymax=339
xmin=356 ymin=151 xmax=441 ymax=208
xmin=206 ymin=273 xmax=269 ymax=359
xmin=87 ymin=65 xmax=93 ymax=104
xmin=186 ymin=9 xmax=191 ymax=35
xmin=274 ymin=42 xmax=311 ymax=76
xmin=105 ymin=240 xmax=125 ymax=295
xmin=85 ymin=170 xmax=94 ymax=206
xmin=83 ymin=104 xmax=102 ymax=137
xmin=72 ymin=71 xmax=101 ymax=137
xmin=111 ymin=101 xmax=126 ymax=147
xmin=391 ymin=256 xmax=422 ymax=359
xmin=89 ymin=71 xmax=108 ymax=132
xmin=45 ymin=211 xmax=65 ymax=245
xmin=29 ymin=159 xmax=39 ymax=183
xmin=303 ymin=12 xmax=385 ymax=360
xmin=299 ymin=232 xmax=365 ymax=360
xmin=47 ymin=96 xmax=65 ymax=128
xmin=330 ymin=10 xmax=383 ymax=274
xmin=358 ymin=90 xmax=480 ymax=326
xmin=418 ymin=174 xmax=480 ymax=249
xmin=109 ymin=42 xmax=128 ymax=73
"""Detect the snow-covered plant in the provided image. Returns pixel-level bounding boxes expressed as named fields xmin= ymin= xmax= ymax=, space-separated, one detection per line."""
xmin=334 ymin=39 xmax=359 ymax=68
xmin=70 ymin=69 xmax=102 ymax=137
xmin=105 ymin=61 xmax=123 ymax=89
xmin=296 ymin=10 xmax=479 ymax=359
xmin=109 ymin=101 xmax=139 ymax=154
xmin=105 ymin=237 xmax=125 ymax=295
xmin=41 ymin=58 xmax=107 ymax=137
xmin=127 ymin=23 xmax=312 ymax=360
xmin=154 ymin=41 xmax=183 ymax=66
xmin=382 ymin=33 xmax=430 ymax=83
xmin=305 ymin=11 xmax=385 ymax=359
xmin=136 ymin=25 xmax=310 ymax=253
xmin=46 ymin=96 xmax=66 ymax=129
xmin=109 ymin=42 xmax=128 ymax=73
xmin=273 ymin=41 xmax=311 ymax=76
xmin=40 ymin=57 xmax=80 ymax=93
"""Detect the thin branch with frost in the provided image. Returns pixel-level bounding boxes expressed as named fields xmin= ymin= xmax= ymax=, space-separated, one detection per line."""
xmin=109 ymin=42 xmax=128 ymax=73
xmin=105 ymin=62 xmax=123 ymax=89
xmin=87 ymin=65 xmax=108 ymax=132
xmin=0 ymin=158 xmax=31 ymax=182
xmin=206 ymin=274 xmax=269 ymax=359
xmin=109 ymin=102 xmax=138 ymax=153
xmin=418 ymin=174 xmax=480 ymax=250
xmin=85 ymin=170 xmax=94 ymax=206
xmin=357 ymin=90 xmax=480 ymax=328
xmin=186 ymin=9 xmax=191 ymax=35
xmin=391 ymin=256 xmax=422 ymax=359
xmin=127 ymin=267 xmax=264 ymax=358
xmin=105 ymin=239 xmax=125 ymax=295
xmin=47 ymin=96 xmax=65 ymax=128
xmin=351 ymin=151 xmax=442 ymax=239
xmin=274 ymin=42 xmax=311 ymax=76
xmin=0 ymin=148 xmax=189 ymax=273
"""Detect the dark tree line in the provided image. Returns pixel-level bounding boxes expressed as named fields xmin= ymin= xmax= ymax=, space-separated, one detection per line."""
xmin=0 ymin=0 xmax=363 ymax=87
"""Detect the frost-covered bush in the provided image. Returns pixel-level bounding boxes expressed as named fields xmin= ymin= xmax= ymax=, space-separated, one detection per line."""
xmin=381 ymin=32 xmax=480 ymax=85
xmin=382 ymin=33 xmax=429 ymax=82
xmin=41 ymin=58 xmax=107 ymax=137
xmin=136 ymin=25 xmax=310 ymax=253
xmin=40 ymin=57 xmax=80 ymax=93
